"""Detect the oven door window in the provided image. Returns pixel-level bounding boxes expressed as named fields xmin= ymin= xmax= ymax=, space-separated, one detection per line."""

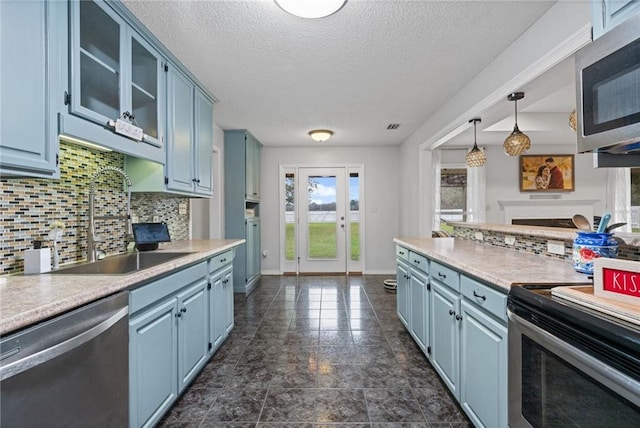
xmin=582 ymin=37 xmax=640 ymax=136
xmin=521 ymin=335 xmax=640 ymax=427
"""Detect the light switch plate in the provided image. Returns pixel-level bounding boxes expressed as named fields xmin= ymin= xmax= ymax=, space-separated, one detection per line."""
xmin=474 ymin=231 xmax=483 ymax=241
xmin=505 ymin=235 xmax=516 ymax=246
xmin=178 ymin=202 xmax=187 ymax=215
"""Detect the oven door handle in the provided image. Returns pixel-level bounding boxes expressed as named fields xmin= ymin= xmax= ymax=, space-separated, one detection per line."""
xmin=507 ymin=309 xmax=640 ymax=408
xmin=0 ymin=306 xmax=128 ymax=381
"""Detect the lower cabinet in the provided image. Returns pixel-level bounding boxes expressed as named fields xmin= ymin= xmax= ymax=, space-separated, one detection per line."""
xmin=129 ymin=251 xmax=235 ymax=428
xmin=395 ymin=245 xmax=508 ymax=428
xmin=430 ymin=280 xmax=460 ymax=397
xmin=396 ymin=257 xmax=410 ymax=328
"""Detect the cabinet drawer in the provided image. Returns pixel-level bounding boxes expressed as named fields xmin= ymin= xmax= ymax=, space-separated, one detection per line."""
xmin=130 ymin=262 xmax=208 ymax=314
xmin=430 ymin=260 xmax=459 ymax=291
xmin=396 ymin=246 xmax=409 ymax=262
xmin=409 ymin=251 xmax=428 ymax=273
xmin=209 ymin=250 xmax=233 ymax=274
xmin=460 ymin=275 xmax=507 ymax=322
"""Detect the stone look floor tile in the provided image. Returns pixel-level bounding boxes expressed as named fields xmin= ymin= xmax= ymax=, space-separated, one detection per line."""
xmin=158 ymin=276 xmax=470 ymax=427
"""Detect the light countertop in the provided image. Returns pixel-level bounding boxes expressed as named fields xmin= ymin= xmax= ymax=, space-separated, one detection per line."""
xmin=394 ymin=237 xmax=591 ymax=291
xmin=0 ymin=239 xmax=244 ymax=336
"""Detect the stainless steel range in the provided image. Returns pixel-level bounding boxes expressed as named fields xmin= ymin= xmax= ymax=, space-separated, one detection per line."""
xmin=507 ymin=284 xmax=640 ymax=427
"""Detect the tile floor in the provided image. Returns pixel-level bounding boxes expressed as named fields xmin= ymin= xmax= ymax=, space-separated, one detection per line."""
xmin=159 ymin=275 xmax=472 ymax=427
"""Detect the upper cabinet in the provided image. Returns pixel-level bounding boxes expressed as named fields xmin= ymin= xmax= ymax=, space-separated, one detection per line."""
xmin=62 ymin=0 xmax=166 ymax=163
xmin=245 ymin=133 xmax=261 ymax=202
xmin=0 ymin=0 xmax=65 ymax=178
xmin=592 ymin=0 xmax=640 ymax=39
xmin=127 ymin=65 xmax=214 ymax=197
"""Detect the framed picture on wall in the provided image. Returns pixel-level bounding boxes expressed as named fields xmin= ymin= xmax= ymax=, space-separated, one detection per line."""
xmin=519 ymin=154 xmax=575 ymax=192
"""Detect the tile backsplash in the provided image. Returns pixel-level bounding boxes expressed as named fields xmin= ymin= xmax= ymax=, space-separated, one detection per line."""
xmin=1 ymin=142 xmax=190 ymax=275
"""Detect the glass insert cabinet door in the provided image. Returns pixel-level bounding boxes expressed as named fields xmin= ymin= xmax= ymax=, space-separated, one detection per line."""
xmin=70 ymin=0 xmax=165 ymax=147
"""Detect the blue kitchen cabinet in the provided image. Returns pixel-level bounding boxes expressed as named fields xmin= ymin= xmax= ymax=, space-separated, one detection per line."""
xmin=129 ymin=298 xmax=177 ymax=428
xmin=129 ymin=261 xmax=209 ymax=428
xmin=431 ymin=280 xmax=460 ymax=398
xmin=225 ymin=130 xmax=263 ymax=293
xmin=64 ymin=0 xmax=165 ymax=162
xmin=166 ymin=66 xmax=195 ymax=193
xmin=409 ymin=267 xmax=428 ymax=352
xmin=176 ymin=280 xmax=209 ymax=391
xmin=592 ymin=0 xmax=640 ymax=39
xmin=208 ymin=251 xmax=234 ymax=353
xmin=0 ymin=0 xmax=64 ymax=178
xmin=395 ymin=249 xmax=410 ymax=328
xmin=459 ymin=274 xmax=508 ymax=428
xmin=127 ymin=68 xmax=214 ymax=197
xmin=430 ymin=261 xmax=461 ymax=399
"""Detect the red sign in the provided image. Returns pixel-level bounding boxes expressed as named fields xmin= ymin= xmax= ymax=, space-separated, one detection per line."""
xmin=602 ymin=268 xmax=640 ymax=298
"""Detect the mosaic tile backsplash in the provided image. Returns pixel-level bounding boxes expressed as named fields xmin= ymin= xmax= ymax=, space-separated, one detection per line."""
xmin=1 ymin=143 xmax=190 ymax=275
xmin=453 ymin=226 xmax=640 ymax=262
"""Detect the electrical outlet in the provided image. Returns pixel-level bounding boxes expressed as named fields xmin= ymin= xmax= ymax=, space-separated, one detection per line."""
xmin=153 ymin=216 xmax=160 ymax=223
xmin=547 ymin=240 xmax=565 ymax=255
xmin=178 ymin=202 xmax=187 ymax=215
xmin=474 ymin=231 xmax=483 ymax=241
xmin=505 ymin=235 xmax=516 ymax=246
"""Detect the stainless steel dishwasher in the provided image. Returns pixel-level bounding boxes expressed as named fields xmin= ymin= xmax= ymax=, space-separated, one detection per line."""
xmin=0 ymin=291 xmax=129 ymax=427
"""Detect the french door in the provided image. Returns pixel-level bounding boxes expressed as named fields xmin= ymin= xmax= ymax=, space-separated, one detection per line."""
xmin=297 ymin=167 xmax=347 ymax=273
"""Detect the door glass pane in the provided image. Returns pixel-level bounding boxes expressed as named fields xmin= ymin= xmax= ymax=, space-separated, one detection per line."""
xmin=349 ymin=172 xmax=360 ymax=261
xmin=308 ymin=175 xmax=337 ymax=259
xmin=131 ymin=38 xmax=158 ymax=138
xmin=285 ymin=173 xmax=295 ymax=261
xmin=79 ymin=0 xmax=120 ymax=119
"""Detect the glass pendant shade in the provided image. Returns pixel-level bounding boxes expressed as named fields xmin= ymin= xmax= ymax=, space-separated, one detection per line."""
xmin=569 ymin=109 xmax=577 ymax=131
xmin=466 ymin=143 xmax=486 ymax=167
xmin=466 ymin=118 xmax=486 ymax=167
xmin=503 ymin=124 xmax=531 ymax=156
xmin=503 ymin=92 xmax=531 ymax=156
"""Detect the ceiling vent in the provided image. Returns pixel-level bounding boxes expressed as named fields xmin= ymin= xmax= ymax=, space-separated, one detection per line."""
xmin=386 ymin=123 xmax=400 ymax=130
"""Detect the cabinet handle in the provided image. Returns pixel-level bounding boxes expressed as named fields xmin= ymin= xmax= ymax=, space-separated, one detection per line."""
xmin=413 ymin=259 xmax=420 ymax=264
xmin=473 ymin=291 xmax=486 ymax=301
xmin=253 ymin=224 xmax=258 ymax=227
xmin=455 ymin=314 xmax=462 ymax=321
xmin=220 ymin=258 xmax=226 ymax=263
xmin=175 ymin=312 xmax=182 ymax=318
xmin=448 ymin=309 xmax=454 ymax=316
xmin=180 ymin=307 xmax=187 ymax=313
xmin=399 ymin=251 xmax=405 ymax=255
xmin=438 ymin=272 xmax=446 ymax=279
xmin=602 ymin=0 xmax=606 ymax=28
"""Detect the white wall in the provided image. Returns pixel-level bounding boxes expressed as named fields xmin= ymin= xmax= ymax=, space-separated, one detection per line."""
xmin=440 ymin=145 xmax=609 ymax=223
xmin=261 ymin=145 xmax=400 ymax=275
xmin=398 ymin=1 xmax=591 ymax=235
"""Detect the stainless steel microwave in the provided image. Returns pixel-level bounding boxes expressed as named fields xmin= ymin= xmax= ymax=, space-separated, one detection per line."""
xmin=575 ymin=12 xmax=640 ymax=155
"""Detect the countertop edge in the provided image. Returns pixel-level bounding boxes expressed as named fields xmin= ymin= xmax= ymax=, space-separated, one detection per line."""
xmin=0 ymin=239 xmax=244 ymax=336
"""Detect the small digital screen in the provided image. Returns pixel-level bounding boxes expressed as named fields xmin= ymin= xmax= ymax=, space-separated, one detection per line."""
xmin=132 ymin=223 xmax=171 ymax=245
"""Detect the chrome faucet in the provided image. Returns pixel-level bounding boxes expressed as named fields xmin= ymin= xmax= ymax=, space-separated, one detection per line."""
xmin=87 ymin=166 xmax=133 ymax=262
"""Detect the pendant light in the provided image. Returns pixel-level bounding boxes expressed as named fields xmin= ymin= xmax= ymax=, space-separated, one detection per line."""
xmin=569 ymin=109 xmax=577 ymax=132
xmin=503 ymin=92 xmax=531 ymax=156
xmin=466 ymin=118 xmax=486 ymax=167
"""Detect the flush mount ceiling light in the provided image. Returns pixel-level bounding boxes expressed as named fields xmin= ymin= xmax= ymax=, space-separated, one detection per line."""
xmin=503 ymin=92 xmax=531 ymax=156
xmin=309 ymin=129 xmax=333 ymax=142
xmin=466 ymin=118 xmax=486 ymax=167
xmin=274 ymin=0 xmax=347 ymax=18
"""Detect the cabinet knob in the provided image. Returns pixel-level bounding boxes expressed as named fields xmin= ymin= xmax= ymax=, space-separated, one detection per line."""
xmin=175 ymin=312 xmax=182 ymax=318
xmin=455 ymin=314 xmax=462 ymax=321
xmin=180 ymin=307 xmax=187 ymax=313
xmin=449 ymin=309 xmax=454 ymax=316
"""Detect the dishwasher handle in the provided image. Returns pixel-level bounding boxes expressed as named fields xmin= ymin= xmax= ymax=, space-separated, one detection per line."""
xmin=0 ymin=306 xmax=128 ymax=381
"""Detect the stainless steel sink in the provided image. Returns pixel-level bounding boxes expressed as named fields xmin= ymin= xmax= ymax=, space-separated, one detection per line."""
xmin=51 ymin=252 xmax=194 ymax=275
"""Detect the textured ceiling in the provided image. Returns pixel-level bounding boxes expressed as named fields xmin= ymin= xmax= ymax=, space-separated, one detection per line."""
xmin=122 ymin=0 xmax=556 ymax=147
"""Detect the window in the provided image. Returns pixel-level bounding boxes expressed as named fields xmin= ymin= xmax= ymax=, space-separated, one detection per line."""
xmin=440 ymin=167 xmax=468 ymax=221
xmin=631 ymin=168 xmax=640 ymax=231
